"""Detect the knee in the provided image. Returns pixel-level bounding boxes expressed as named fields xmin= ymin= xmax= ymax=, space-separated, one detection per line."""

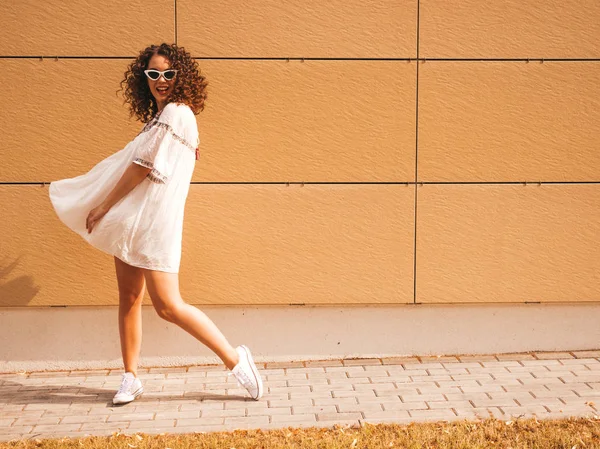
xmin=119 ymin=289 xmax=144 ymax=309
xmin=153 ymin=303 xmax=182 ymax=323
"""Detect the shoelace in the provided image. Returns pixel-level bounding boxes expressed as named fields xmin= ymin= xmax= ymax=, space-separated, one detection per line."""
xmin=117 ymin=375 xmax=135 ymax=395
xmin=228 ymin=370 xmax=252 ymax=387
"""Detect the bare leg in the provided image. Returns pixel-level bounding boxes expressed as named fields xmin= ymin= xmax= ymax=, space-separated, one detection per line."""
xmin=114 ymin=256 xmax=146 ymax=377
xmin=143 ymin=269 xmax=239 ymax=370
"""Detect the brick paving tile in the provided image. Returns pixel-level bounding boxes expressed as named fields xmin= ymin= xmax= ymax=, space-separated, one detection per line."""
xmin=295 ymin=367 xmax=327 ymax=374
xmin=176 ymin=417 xmax=225 ymax=426
xmin=481 ymin=360 xmax=522 ymax=368
xmin=363 ymin=365 xmax=392 ymax=373
xmin=0 ymin=435 xmax=32 ymax=443
xmin=468 ymin=407 xmax=505 ymax=419
xmin=288 ymin=379 xmax=328 ymax=387
xmin=200 ymin=408 xmax=245 ymax=418
xmin=223 ymin=416 xmax=270 ymax=426
xmin=31 ymin=424 xmax=83 ymax=433
xmin=546 ymin=403 xmax=597 ymax=414
xmin=0 ymin=418 xmax=15 ymax=427
xmin=338 ymin=403 xmax=383 ymax=413
xmin=324 ymin=366 xmax=366 ymax=374
xmin=362 ymin=410 xmax=411 ymax=420
xmin=572 ymin=389 xmax=600 ymax=398
xmin=312 ymin=384 xmax=352 ymax=393
xmin=471 ymin=398 xmax=519 ymax=408
xmin=292 ymin=405 xmax=337 ymax=415
xmin=269 ymin=398 xmax=313 ymax=408
xmin=420 ymin=356 xmax=460 ymax=363
xmin=267 ymin=373 xmax=306 ymax=381
xmin=515 ymin=397 xmax=564 ymax=407
xmin=291 ymin=390 xmax=334 ymax=399
xmin=352 ymin=381 xmax=381 ymax=390
xmin=458 ymin=355 xmax=499 ymax=362
xmin=130 ymin=419 xmax=176 ymax=428
xmin=106 ymin=413 xmax=154 ymax=422
xmin=13 ymin=416 xmax=61 ymax=426
xmin=224 ymin=400 xmax=269 ymax=410
xmin=502 ymin=405 xmax=550 ymax=416
xmin=401 ymin=393 xmax=446 ymax=402
xmin=247 ymin=407 xmax=292 ymax=417
xmin=426 ymin=367 xmax=466 ymax=374
xmin=404 ymin=363 xmax=445 ymax=370
xmin=309 ymin=371 xmax=348 ymax=379
xmin=155 ymin=411 xmax=200 ymax=420
xmin=370 ymin=376 xmax=397 ymax=383
xmin=317 ymin=412 xmax=362 ymax=422
xmin=271 ymin=414 xmax=317 ymax=423
xmin=548 ymin=364 xmax=588 ymax=372
xmin=343 ymin=358 xmax=382 ymax=366
xmin=495 ymin=353 xmax=536 ymax=361
xmin=332 ymin=390 xmax=366 ymax=399
xmin=533 ymin=352 xmax=575 ymax=360
xmin=77 ymin=421 xmax=130 ymax=431
xmin=361 ymin=394 xmax=401 ymax=404
xmin=411 ymin=375 xmax=454 ymax=383
xmin=313 ymin=397 xmax=357 ymax=407
xmin=381 ymin=357 xmax=420 ymax=365
xmin=59 ymin=415 xmax=107 ymax=425
xmin=427 ymin=400 xmax=473 ymax=410
xmin=169 ymin=424 xmax=231 ymax=433
xmin=572 ymin=351 xmax=600 ymax=359
xmin=305 ymin=360 xmax=343 ymax=368
xmin=408 ymin=409 xmax=457 ymax=420
xmin=381 ymin=401 xmax=428 ymax=411
xmin=0 ymin=425 xmax=34 ymax=436
xmin=530 ymin=389 xmax=578 ymax=399
xmin=264 ymin=361 xmax=305 ymax=369
xmin=561 ymin=358 xmax=599 ymax=365
xmin=187 ymin=365 xmax=225 ymax=372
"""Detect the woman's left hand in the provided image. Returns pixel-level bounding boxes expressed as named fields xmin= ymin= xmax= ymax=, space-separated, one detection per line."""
xmin=86 ymin=204 xmax=109 ymax=234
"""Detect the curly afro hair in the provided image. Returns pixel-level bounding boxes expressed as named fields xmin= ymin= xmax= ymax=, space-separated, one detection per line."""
xmin=119 ymin=43 xmax=208 ymax=123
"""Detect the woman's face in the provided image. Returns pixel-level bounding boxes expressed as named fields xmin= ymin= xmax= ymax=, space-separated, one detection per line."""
xmin=146 ymin=54 xmax=176 ymax=109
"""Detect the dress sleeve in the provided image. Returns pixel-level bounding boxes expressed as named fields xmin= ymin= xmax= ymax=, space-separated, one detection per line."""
xmin=132 ymin=104 xmax=189 ymax=184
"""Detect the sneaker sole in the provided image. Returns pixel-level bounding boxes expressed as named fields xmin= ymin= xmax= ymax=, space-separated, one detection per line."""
xmin=240 ymin=345 xmax=263 ymax=400
xmin=112 ymin=386 xmax=144 ymax=405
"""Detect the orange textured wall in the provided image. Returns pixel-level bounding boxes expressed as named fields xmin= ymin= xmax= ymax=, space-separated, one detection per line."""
xmin=0 ymin=1 xmax=598 ymax=306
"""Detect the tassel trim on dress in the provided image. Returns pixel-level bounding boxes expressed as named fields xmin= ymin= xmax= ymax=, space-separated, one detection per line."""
xmin=133 ymin=158 xmax=168 ymax=184
xmin=137 ymin=119 xmax=197 ymax=153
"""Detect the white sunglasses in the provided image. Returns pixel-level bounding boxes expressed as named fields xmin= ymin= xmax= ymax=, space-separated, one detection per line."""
xmin=144 ymin=69 xmax=178 ymax=81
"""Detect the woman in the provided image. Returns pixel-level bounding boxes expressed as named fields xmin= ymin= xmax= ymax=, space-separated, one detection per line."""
xmin=49 ymin=43 xmax=263 ymax=405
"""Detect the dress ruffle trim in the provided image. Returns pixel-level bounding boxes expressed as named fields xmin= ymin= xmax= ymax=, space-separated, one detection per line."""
xmin=133 ymin=158 xmax=168 ymax=184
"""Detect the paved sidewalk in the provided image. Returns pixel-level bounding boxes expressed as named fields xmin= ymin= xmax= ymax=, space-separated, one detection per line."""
xmin=1 ymin=351 xmax=599 ymax=442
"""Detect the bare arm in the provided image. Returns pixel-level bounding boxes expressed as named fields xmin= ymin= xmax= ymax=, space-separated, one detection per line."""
xmin=86 ymin=163 xmax=152 ymax=233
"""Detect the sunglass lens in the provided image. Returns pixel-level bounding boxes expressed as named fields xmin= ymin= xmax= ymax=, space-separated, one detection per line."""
xmin=146 ymin=70 xmax=160 ymax=80
xmin=164 ymin=70 xmax=176 ymax=80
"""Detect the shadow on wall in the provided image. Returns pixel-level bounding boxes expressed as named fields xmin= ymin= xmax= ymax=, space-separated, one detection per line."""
xmin=0 ymin=257 xmax=40 ymax=306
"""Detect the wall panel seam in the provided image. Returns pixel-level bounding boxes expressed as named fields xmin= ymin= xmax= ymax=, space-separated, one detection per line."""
xmin=413 ymin=0 xmax=420 ymax=304
xmin=2 ymin=56 xmax=600 ymax=61
xmin=4 ymin=182 xmax=600 ymax=186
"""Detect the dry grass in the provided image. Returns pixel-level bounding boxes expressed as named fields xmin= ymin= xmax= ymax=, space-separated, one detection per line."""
xmin=2 ymin=417 xmax=600 ymax=448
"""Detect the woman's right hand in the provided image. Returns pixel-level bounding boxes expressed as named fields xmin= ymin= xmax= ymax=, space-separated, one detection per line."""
xmin=86 ymin=203 xmax=109 ymax=234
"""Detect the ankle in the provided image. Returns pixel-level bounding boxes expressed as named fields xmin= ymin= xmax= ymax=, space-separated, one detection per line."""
xmin=226 ymin=349 xmax=240 ymax=370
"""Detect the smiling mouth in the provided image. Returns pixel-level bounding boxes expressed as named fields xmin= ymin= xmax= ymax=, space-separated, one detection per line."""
xmin=156 ymin=86 xmax=169 ymax=94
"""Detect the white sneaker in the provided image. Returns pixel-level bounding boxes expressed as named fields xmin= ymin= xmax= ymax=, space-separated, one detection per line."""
xmin=230 ymin=345 xmax=263 ymax=400
xmin=112 ymin=372 xmax=143 ymax=405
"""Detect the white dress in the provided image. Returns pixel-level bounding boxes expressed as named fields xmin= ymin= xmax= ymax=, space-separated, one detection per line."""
xmin=49 ymin=102 xmax=199 ymax=273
